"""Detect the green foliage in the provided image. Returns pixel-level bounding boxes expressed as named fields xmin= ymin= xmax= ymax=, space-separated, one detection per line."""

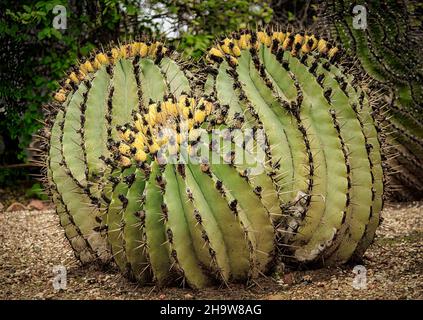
xmin=25 ymin=182 xmax=48 ymax=200
xmin=271 ymin=0 xmax=318 ymax=27
xmin=148 ymin=0 xmax=273 ymax=58
xmin=0 ymin=168 xmax=28 ymax=187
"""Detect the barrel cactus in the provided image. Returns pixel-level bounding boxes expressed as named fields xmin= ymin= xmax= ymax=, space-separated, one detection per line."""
xmin=203 ymin=28 xmax=384 ymax=265
xmin=45 ymin=41 xmax=193 ymax=265
xmin=318 ymin=0 xmax=423 ymax=200
xmin=41 ymin=27 xmax=384 ymax=288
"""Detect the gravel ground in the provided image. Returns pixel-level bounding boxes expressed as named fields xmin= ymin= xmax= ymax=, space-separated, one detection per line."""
xmin=0 ymin=202 xmax=421 ymax=300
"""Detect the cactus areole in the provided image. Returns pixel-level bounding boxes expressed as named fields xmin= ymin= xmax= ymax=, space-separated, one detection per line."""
xmin=42 ymin=28 xmax=384 ymax=288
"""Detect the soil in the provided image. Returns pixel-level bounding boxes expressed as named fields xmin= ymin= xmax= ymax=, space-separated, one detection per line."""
xmin=0 ymin=202 xmax=421 ymax=300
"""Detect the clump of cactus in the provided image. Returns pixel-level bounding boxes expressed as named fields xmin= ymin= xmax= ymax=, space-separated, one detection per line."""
xmin=318 ymin=0 xmax=423 ymax=200
xmin=40 ymin=27 xmax=384 ymax=288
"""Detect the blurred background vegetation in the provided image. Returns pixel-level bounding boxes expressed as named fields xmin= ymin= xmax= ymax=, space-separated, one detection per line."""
xmin=0 ymin=0 xmax=313 ymax=196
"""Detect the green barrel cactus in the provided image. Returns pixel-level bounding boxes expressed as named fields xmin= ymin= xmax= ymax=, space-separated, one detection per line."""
xmin=318 ymin=0 xmax=423 ymax=200
xmin=203 ymin=28 xmax=383 ymax=264
xmin=45 ymin=41 xmax=192 ymax=265
xmin=42 ymin=27 xmax=384 ymax=288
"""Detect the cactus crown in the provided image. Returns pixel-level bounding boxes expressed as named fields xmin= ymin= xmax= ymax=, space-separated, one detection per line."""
xmin=54 ymin=41 xmax=169 ymax=103
xmin=207 ymin=29 xmax=341 ymax=64
xmin=114 ymin=96 xmax=215 ymax=168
